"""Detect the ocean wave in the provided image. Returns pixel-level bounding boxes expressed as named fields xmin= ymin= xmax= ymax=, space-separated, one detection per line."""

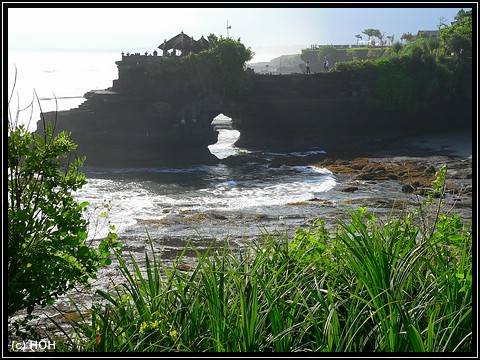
xmin=83 ymin=164 xmax=214 ymax=175
xmin=75 ymin=161 xmax=338 ymax=237
xmin=289 ymin=165 xmax=332 ymax=175
xmin=38 ymin=95 xmax=85 ymax=101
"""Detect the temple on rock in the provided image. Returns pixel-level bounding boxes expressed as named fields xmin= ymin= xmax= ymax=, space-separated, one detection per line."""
xmin=158 ymin=31 xmax=210 ymax=57
xmin=119 ymin=31 xmax=210 ymax=61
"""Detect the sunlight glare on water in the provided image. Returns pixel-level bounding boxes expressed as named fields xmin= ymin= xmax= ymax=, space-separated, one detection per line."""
xmin=208 ymin=113 xmax=250 ymax=159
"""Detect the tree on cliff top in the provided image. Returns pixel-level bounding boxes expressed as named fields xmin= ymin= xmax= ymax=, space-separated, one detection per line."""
xmin=438 ymin=9 xmax=472 ymax=58
xmin=401 ymin=32 xmax=414 ymax=44
xmin=144 ymin=34 xmax=253 ymax=100
xmin=183 ymin=35 xmax=254 ymax=99
xmin=362 ymin=28 xmax=382 ymax=45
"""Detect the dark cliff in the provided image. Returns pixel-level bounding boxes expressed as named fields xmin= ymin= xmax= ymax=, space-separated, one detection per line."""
xmin=35 ymin=54 xmax=223 ymax=167
xmin=227 ymin=71 xmax=471 ymax=153
xmin=35 ymin=53 xmax=472 ymax=167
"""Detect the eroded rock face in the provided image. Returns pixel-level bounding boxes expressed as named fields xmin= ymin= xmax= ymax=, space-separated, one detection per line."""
xmin=35 ymin=91 xmax=220 ymax=167
xmin=33 ymin=53 xmax=229 ymax=167
xmin=228 ymin=73 xmax=471 ymax=154
xmin=34 ymin=56 xmax=471 ymax=167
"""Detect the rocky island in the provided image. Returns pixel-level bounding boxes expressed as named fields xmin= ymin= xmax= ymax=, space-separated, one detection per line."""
xmin=35 ymin=31 xmax=472 ymax=167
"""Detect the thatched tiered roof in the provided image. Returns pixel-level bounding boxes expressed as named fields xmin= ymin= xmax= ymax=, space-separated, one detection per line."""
xmin=158 ymin=31 xmax=210 ymax=56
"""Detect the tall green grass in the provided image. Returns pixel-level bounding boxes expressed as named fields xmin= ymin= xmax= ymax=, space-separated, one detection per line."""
xmin=48 ymin=165 xmax=472 ymax=352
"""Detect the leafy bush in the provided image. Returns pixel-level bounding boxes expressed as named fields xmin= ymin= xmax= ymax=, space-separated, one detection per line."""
xmin=372 ymin=58 xmax=415 ymax=105
xmin=7 ymin=108 xmax=120 ymax=337
xmin=331 ymin=59 xmax=376 ymax=72
xmin=288 ymin=219 xmax=334 ymax=272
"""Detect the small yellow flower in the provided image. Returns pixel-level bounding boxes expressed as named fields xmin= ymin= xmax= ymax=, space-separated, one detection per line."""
xmin=140 ymin=322 xmax=148 ymax=333
xmin=140 ymin=320 xmax=160 ymax=333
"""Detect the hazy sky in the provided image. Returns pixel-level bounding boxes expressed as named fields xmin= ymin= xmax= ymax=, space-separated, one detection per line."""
xmin=7 ymin=5 xmax=469 ymax=62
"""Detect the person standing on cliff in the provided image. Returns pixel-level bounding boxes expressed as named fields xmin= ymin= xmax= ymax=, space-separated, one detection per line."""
xmin=306 ymin=61 xmax=310 ymax=74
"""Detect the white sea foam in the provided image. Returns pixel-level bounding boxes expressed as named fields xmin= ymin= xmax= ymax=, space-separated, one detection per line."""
xmin=75 ymin=162 xmax=337 ymax=238
xmin=75 ymin=178 xmax=160 ymax=238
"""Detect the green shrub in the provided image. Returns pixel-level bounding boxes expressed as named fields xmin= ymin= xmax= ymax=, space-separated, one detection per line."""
xmin=373 ymin=58 xmax=415 ymax=105
xmin=7 ymin=107 xmax=120 ymax=338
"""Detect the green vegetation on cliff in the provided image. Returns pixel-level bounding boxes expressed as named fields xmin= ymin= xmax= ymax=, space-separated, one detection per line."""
xmin=144 ymin=35 xmax=254 ymax=100
xmin=299 ymin=9 xmax=471 ymax=112
xmin=302 ymin=45 xmax=387 ymax=70
xmin=330 ymin=9 xmax=472 ymax=111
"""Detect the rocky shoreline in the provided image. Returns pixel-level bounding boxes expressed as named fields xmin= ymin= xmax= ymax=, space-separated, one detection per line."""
xmin=306 ymin=130 xmax=473 ymax=221
xmin=110 ymin=129 xmax=474 ymax=249
xmin=8 ymin=130 xmax=473 ymax=347
xmin=122 ymin=130 xmax=473 ymax=253
xmin=319 ymin=154 xmax=472 ymax=221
